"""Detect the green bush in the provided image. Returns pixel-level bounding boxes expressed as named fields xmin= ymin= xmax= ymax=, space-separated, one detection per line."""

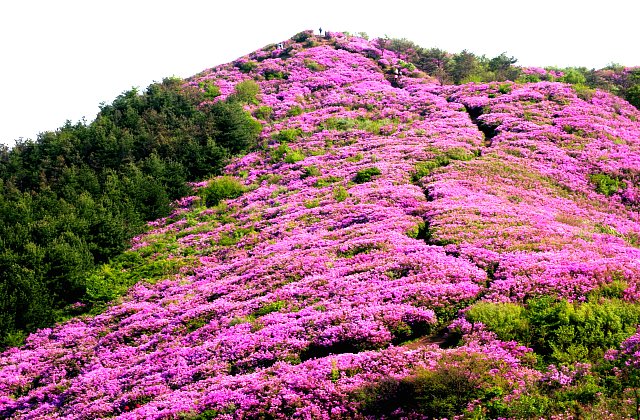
xmin=626 ymin=84 xmax=640 ymax=109
xmin=284 ymin=149 xmax=305 ymax=164
xmin=304 ymin=59 xmax=325 ymax=72
xmin=263 ymin=69 xmax=287 ymax=80
xmin=200 ymin=176 xmax=246 ymax=207
xmin=236 ymin=61 xmax=258 ymax=73
xmin=209 ymin=100 xmax=262 ymax=155
xmin=561 ymin=68 xmax=587 ymax=85
xmin=232 ymin=80 xmax=260 ymax=105
xmin=466 ymin=297 xmax=640 ymax=364
xmin=291 ymin=30 xmax=313 ymax=43
xmin=590 ymin=173 xmax=620 ymax=196
xmin=332 ymin=185 xmax=348 ymax=202
xmin=198 ymin=80 xmax=221 ymax=100
xmin=359 ymin=354 xmax=504 ymax=418
xmin=301 ymin=165 xmax=321 ymax=179
xmin=272 ymin=128 xmax=302 ymax=143
xmin=353 ymin=167 xmax=381 ymax=183
xmin=573 ymin=84 xmax=596 ymax=101
xmin=253 ymin=106 xmax=273 ymax=120
xmin=411 ymin=149 xmax=473 ymax=182
xmin=287 ymin=105 xmax=304 ymax=117
xmin=466 ymin=302 xmax=529 ymax=342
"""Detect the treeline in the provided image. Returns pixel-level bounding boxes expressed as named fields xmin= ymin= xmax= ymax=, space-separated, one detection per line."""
xmin=381 ymin=37 xmax=640 ymax=108
xmin=0 ymin=77 xmax=261 ymax=347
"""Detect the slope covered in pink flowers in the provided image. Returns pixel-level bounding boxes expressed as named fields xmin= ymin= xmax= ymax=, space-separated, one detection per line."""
xmin=2 ymin=31 xmax=640 ymax=419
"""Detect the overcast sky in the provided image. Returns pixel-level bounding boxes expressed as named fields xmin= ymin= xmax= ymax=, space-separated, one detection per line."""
xmin=1 ymin=0 xmax=639 ymax=145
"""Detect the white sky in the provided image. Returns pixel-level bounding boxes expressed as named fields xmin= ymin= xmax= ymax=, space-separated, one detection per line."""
xmin=1 ymin=0 xmax=639 ymax=145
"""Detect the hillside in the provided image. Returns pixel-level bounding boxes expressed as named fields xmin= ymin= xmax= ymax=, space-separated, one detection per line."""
xmin=3 ymin=30 xmax=640 ymax=418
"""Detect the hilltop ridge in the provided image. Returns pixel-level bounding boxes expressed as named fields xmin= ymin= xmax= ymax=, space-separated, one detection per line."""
xmin=3 ymin=30 xmax=640 ymax=418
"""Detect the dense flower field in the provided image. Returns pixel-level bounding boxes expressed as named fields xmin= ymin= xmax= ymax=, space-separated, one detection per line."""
xmin=2 ymin=31 xmax=640 ymax=418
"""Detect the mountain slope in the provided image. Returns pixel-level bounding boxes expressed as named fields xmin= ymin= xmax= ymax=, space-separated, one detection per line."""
xmin=2 ymin=31 xmax=640 ymax=419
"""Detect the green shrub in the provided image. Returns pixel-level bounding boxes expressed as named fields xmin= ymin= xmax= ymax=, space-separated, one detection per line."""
xmin=236 ymin=60 xmax=258 ymax=73
xmin=322 ymin=117 xmax=356 ymax=131
xmin=272 ymin=128 xmax=302 ymax=143
xmin=590 ymin=173 xmax=620 ymax=196
xmin=303 ymin=199 xmax=320 ymax=208
xmin=287 ymin=105 xmax=304 ymax=117
xmin=291 ymin=30 xmax=313 ymax=43
xmin=626 ymin=84 xmax=640 ymax=109
xmin=467 ymin=297 xmax=640 ymax=364
xmin=301 ymin=165 xmax=321 ymax=179
xmin=358 ymin=354 xmax=504 ymax=418
xmin=200 ymin=176 xmax=246 ymax=207
xmin=411 ymin=150 xmax=470 ymax=182
xmin=271 ymin=143 xmax=291 ymax=162
xmin=254 ymin=106 xmax=273 ymax=120
xmin=498 ymin=83 xmax=512 ymax=94
xmin=332 ymin=185 xmax=348 ymax=202
xmin=232 ymin=80 xmax=260 ymax=105
xmin=304 ymin=59 xmax=326 ymax=72
xmin=445 ymin=147 xmax=476 ymax=161
xmin=253 ymin=300 xmax=287 ymax=316
xmin=314 ymin=176 xmax=342 ymax=187
xmin=199 ymin=80 xmax=221 ymax=100
xmin=561 ymin=68 xmax=587 ymax=85
xmin=354 ymin=167 xmax=381 ymax=183
xmin=263 ymin=69 xmax=287 ymax=80
xmin=284 ymin=149 xmax=305 ymax=164
xmin=208 ymin=100 xmax=262 ymax=155
xmin=573 ymin=84 xmax=596 ymax=101
xmin=466 ymin=302 xmax=529 ymax=342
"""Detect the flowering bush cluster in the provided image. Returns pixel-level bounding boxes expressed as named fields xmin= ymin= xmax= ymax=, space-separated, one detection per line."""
xmin=2 ymin=31 xmax=640 ymax=419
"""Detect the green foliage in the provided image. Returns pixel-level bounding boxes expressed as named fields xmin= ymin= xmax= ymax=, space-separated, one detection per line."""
xmin=466 ymin=296 xmax=640 ymax=364
xmin=573 ymin=84 xmax=596 ymax=101
xmin=272 ymin=128 xmax=302 ymax=143
xmin=303 ymin=198 xmax=320 ymax=208
xmin=353 ymin=167 xmax=381 ymax=183
xmin=498 ymin=83 xmax=512 ymax=94
xmin=200 ymin=176 xmax=246 ymax=207
xmin=321 ymin=117 xmax=397 ymax=134
xmin=332 ymin=185 xmax=348 ymax=202
xmin=291 ymin=30 xmax=312 ymax=43
xmin=231 ymin=80 xmax=260 ymax=105
xmin=314 ymin=176 xmax=342 ymax=187
xmin=304 ymin=59 xmax=325 ymax=72
xmin=301 ymin=165 xmax=321 ymax=179
xmin=208 ymin=100 xmax=262 ymax=155
xmin=198 ymin=80 xmax=221 ymax=100
xmin=561 ymin=68 xmax=588 ymax=85
xmin=411 ymin=148 xmax=474 ymax=182
xmin=236 ymin=60 xmax=258 ymax=73
xmin=626 ymin=84 xmax=640 ymax=108
xmin=253 ymin=300 xmax=287 ymax=316
xmin=284 ymin=149 xmax=305 ymax=164
xmin=85 ymin=251 xmax=186 ymax=304
xmin=0 ymin=76 xmax=262 ymax=348
xmin=253 ymin=106 xmax=273 ymax=120
xmin=590 ymin=173 xmax=620 ymax=196
xmin=263 ymin=69 xmax=287 ymax=80
xmin=286 ymin=105 xmax=304 ymax=117
xmin=466 ymin=302 xmax=529 ymax=342
xmin=359 ymin=354 xmax=508 ymax=418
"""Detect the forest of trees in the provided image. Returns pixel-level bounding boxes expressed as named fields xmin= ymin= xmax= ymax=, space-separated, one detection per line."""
xmin=0 ymin=77 xmax=261 ymax=348
xmin=380 ymin=37 xmax=640 ymax=109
